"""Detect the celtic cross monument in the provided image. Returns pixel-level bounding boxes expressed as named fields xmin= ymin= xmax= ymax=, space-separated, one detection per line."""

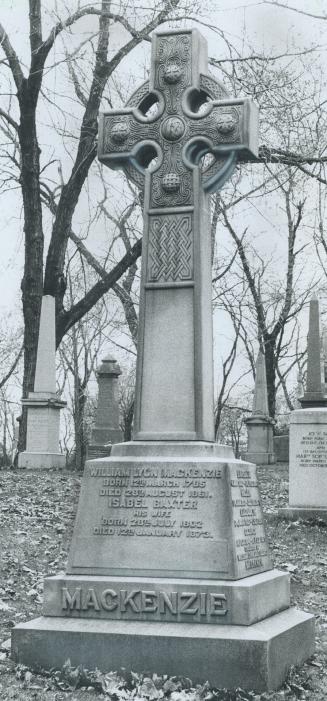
xmin=12 ymin=29 xmax=314 ymax=691
xmin=98 ymin=29 xmax=257 ymax=441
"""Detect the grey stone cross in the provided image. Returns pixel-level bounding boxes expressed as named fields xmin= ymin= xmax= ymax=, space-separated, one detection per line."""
xmin=98 ymin=28 xmax=258 ymax=442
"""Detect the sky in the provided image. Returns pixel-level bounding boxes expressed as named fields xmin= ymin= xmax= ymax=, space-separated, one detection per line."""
xmin=1 ymin=0 xmax=327 ymax=405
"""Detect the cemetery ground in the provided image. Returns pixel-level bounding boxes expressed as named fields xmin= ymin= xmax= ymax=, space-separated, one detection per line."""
xmin=0 ymin=465 xmax=327 ymax=701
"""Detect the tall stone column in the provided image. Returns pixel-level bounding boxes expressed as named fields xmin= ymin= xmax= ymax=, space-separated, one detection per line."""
xmin=18 ymin=296 xmax=66 ymax=469
xmin=243 ymin=351 xmax=275 ymax=465
xmin=300 ymin=295 xmax=327 ymax=408
xmin=88 ymin=355 xmax=123 ymax=459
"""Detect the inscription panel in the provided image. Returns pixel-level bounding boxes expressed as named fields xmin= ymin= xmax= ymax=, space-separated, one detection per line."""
xmin=295 ymin=429 xmax=327 ymax=469
xmin=290 ymin=421 xmax=327 ymax=508
xmin=68 ymin=459 xmax=230 ymax=578
xmin=229 ymin=464 xmax=272 ymax=578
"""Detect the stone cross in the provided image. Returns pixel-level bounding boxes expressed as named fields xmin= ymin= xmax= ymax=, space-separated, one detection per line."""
xmin=98 ymin=28 xmax=258 ymax=441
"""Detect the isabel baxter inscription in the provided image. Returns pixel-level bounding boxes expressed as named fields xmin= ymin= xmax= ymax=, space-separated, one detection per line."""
xmin=92 ymin=463 xmax=219 ymax=540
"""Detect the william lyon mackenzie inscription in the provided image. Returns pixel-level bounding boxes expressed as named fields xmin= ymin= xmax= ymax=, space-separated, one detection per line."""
xmin=90 ymin=464 xmax=222 ymax=540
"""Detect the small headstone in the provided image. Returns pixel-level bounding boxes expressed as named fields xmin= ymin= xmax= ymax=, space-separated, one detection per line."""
xmin=243 ymin=351 xmax=275 ymax=464
xmin=281 ymin=296 xmax=327 ymax=520
xmin=18 ymin=296 xmax=66 ymax=469
xmin=12 ymin=28 xmax=314 ymax=691
xmin=87 ymin=355 xmax=123 ymax=459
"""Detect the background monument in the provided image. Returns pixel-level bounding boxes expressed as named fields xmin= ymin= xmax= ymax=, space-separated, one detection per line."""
xmin=244 ymin=350 xmax=275 ymax=465
xmin=282 ymin=296 xmax=327 ymax=519
xmin=12 ymin=28 xmax=314 ymax=691
xmin=87 ymin=354 xmax=123 ymax=459
xmin=18 ymin=295 xmax=66 ymax=469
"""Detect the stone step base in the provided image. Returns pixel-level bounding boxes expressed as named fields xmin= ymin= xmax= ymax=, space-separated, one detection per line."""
xmin=18 ymin=452 xmax=66 ymax=469
xmin=11 ymin=607 xmax=314 ymax=692
xmin=279 ymin=507 xmax=327 ymax=522
xmin=43 ymin=569 xmax=290 ymax=626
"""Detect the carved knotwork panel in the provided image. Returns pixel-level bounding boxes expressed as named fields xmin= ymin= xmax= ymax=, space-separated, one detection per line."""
xmin=154 ymin=34 xmax=192 ymax=114
xmin=147 ymin=213 xmax=193 ymax=283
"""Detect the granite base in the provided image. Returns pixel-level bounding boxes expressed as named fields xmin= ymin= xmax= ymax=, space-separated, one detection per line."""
xmin=279 ymin=507 xmax=327 ymax=523
xmin=42 ymin=569 xmax=290 ymax=626
xmin=17 ymin=452 xmax=66 ymax=469
xmin=11 ymin=608 xmax=315 ymax=692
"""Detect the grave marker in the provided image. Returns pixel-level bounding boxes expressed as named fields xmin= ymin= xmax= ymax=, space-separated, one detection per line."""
xmin=244 ymin=351 xmax=275 ymax=464
xmin=18 ymin=296 xmax=66 ymax=469
xmin=282 ymin=296 xmax=327 ymax=519
xmin=12 ymin=29 xmax=314 ymax=691
xmin=88 ymin=355 xmax=123 ymax=459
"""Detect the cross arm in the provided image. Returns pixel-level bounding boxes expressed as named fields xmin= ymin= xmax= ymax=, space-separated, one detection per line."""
xmin=98 ymin=107 xmax=161 ymax=186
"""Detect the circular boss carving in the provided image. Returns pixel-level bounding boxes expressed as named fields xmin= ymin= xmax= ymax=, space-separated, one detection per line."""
xmin=111 ymin=122 xmax=129 ymax=144
xmin=162 ymin=173 xmax=180 ymax=193
xmin=161 ymin=116 xmax=185 ymax=141
xmin=215 ymin=111 xmax=238 ymax=135
xmin=163 ymin=63 xmax=183 ymax=84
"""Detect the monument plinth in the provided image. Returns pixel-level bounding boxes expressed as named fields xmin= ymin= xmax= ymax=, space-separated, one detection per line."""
xmin=87 ymin=355 xmax=123 ymax=460
xmin=244 ymin=351 xmax=275 ymax=465
xmin=12 ymin=29 xmax=314 ymax=691
xmin=281 ymin=296 xmax=327 ymax=521
xmin=18 ymin=296 xmax=66 ymax=470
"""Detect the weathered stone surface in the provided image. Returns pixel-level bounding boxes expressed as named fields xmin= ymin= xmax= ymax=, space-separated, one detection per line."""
xmin=244 ymin=352 xmax=275 ymax=465
xmin=98 ymin=28 xmax=258 ymax=442
xmin=34 ymin=296 xmax=57 ymax=395
xmin=11 ymin=608 xmax=315 ymax=692
xmin=43 ymin=570 xmax=290 ymax=625
xmin=288 ymin=408 xmax=327 ymax=509
xmin=18 ymin=296 xmax=66 ymax=470
xmin=88 ymin=355 xmax=123 ymax=458
xmin=66 ymin=444 xmax=272 ymax=581
xmin=300 ymin=296 xmax=327 ymax=407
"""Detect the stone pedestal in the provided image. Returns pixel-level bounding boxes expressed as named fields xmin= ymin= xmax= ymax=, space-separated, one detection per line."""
xmin=12 ymin=441 xmax=315 ymax=691
xmin=243 ymin=415 xmax=275 ymax=464
xmin=280 ymin=408 xmax=327 ymax=521
xmin=18 ymin=296 xmax=66 ymax=469
xmin=87 ymin=355 xmax=123 ymax=460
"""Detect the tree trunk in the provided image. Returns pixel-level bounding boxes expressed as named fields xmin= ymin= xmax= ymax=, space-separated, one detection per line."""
xmin=264 ymin=336 xmax=276 ymax=420
xmin=17 ymin=79 xmax=44 ymax=452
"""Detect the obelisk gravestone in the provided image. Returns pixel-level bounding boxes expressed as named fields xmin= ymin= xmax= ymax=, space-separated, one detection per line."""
xmin=244 ymin=351 xmax=275 ymax=464
xmin=12 ymin=28 xmax=314 ymax=691
xmin=18 ymin=295 xmax=66 ymax=469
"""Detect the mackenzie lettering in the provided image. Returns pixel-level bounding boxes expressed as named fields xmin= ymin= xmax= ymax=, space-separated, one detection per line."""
xmin=61 ymin=587 xmax=228 ymax=618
